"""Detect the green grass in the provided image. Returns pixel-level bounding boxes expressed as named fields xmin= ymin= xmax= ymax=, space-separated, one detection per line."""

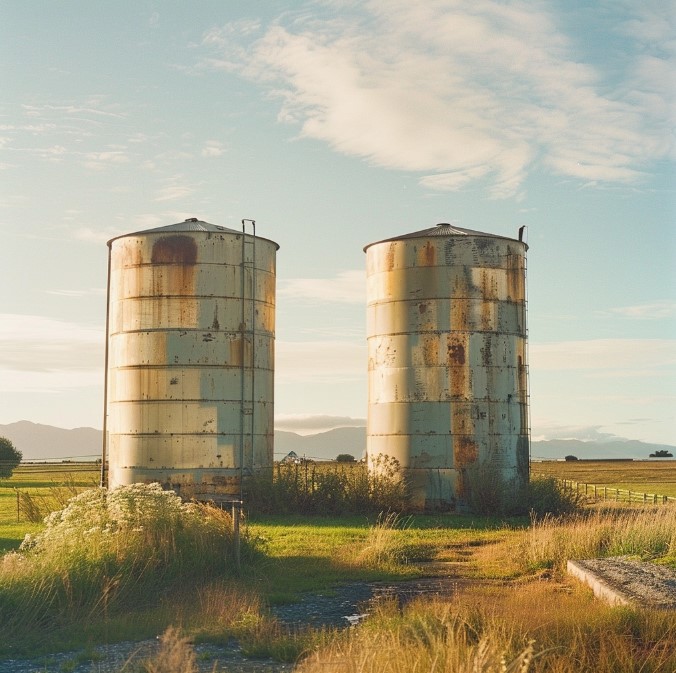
xmin=0 ymin=464 xmax=98 ymax=553
xmin=1 ymin=463 xmax=675 ymax=671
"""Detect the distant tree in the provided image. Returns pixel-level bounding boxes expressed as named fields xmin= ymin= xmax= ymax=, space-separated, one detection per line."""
xmin=336 ymin=453 xmax=356 ymax=463
xmin=649 ymin=450 xmax=673 ymax=458
xmin=564 ymin=455 xmax=579 ymax=461
xmin=0 ymin=436 xmax=22 ymax=478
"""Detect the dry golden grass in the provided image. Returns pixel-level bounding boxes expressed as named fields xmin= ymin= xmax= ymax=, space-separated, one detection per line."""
xmin=533 ymin=461 xmax=676 ymax=497
xmin=519 ymin=505 xmax=676 ymax=571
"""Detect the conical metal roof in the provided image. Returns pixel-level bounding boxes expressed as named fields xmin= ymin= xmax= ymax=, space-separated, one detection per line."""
xmin=108 ymin=218 xmax=280 ymax=249
xmin=364 ymin=222 xmax=524 ymax=251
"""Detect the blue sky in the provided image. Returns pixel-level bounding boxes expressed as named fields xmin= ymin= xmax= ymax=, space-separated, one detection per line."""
xmin=1 ymin=0 xmax=674 ymax=445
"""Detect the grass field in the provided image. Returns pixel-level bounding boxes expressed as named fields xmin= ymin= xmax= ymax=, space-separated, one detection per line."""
xmin=0 ymin=464 xmax=675 ymax=671
xmin=532 ymin=460 xmax=676 ymax=497
xmin=0 ymin=463 xmax=98 ymax=553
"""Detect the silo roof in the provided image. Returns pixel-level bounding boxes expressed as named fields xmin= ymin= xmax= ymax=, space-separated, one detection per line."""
xmin=107 ymin=218 xmax=280 ymax=249
xmin=363 ymin=223 xmax=525 ymax=252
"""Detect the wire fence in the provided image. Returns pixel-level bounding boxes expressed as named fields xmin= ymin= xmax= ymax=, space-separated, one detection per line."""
xmin=534 ymin=475 xmax=676 ymax=505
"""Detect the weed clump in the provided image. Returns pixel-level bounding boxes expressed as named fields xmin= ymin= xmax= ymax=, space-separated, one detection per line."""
xmin=520 ymin=505 xmax=676 ymax=572
xmin=0 ymin=483 xmax=253 ymax=653
xmin=247 ymin=454 xmax=408 ymax=515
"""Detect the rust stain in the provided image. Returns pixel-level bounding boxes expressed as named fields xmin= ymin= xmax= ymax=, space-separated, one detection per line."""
xmin=385 ymin=244 xmax=395 ymax=271
xmin=151 ymin=235 xmax=198 ymax=265
xmin=420 ymin=241 xmax=436 ymax=267
xmin=447 ymin=341 xmax=465 ymax=365
xmin=505 ymin=249 xmax=524 ymax=301
xmin=454 ymin=436 xmax=478 ymax=467
xmin=229 ymin=337 xmax=250 ymax=366
xmin=151 ymin=235 xmax=198 ymax=298
xmin=422 ymin=336 xmax=438 ymax=366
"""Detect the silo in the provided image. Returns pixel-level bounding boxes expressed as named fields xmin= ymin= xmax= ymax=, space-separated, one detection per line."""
xmin=364 ymin=223 xmax=529 ymax=510
xmin=103 ymin=218 xmax=278 ymax=501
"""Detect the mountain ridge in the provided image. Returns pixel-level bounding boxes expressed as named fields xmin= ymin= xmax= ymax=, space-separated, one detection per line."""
xmin=1 ymin=421 xmax=674 ymax=462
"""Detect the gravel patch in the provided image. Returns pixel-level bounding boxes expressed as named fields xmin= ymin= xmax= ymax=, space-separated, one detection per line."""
xmin=568 ymin=557 xmax=676 ymax=610
xmin=0 ymin=577 xmax=465 ymax=673
xmin=0 ymin=639 xmax=293 ymax=673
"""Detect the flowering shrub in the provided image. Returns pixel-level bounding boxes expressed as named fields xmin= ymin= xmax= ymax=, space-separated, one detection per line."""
xmin=1 ymin=483 xmax=251 ymax=648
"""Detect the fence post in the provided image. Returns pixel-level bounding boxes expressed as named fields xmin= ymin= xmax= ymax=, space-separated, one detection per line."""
xmin=231 ymin=500 xmax=241 ymax=574
xmin=616 ymin=489 xmax=619 ymax=502
xmin=15 ymin=488 xmax=19 ymax=523
xmin=628 ymin=490 xmax=631 ymax=503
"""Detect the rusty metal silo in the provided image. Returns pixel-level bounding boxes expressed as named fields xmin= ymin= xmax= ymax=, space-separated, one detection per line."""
xmin=364 ymin=223 xmax=529 ymax=510
xmin=103 ymin=218 xmax=278 ymax=501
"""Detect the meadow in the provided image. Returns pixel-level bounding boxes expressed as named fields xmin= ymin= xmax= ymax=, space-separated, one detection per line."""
xmin=533 ymin=460 xmax=676 ymax=498
xmin=0 ymin=462 xmax=675 ymax=672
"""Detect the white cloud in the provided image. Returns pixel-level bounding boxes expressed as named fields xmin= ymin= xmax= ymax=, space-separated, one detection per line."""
xmin=278 ymin=270 xmax=364 ymax=303
xmin=275 ymin=413 xmax=366 ymax=434
xmin=530 ymin=339 xmax=676 ymax=371
xmin=201 ymin=140 xmax=226 ymax=157
xmin=45 ymin=288 xmax=106 ymax=298
xmin=154 ymin=179 xmax=196 ymax=202
xmin=0 ymin=315 xmax=104 ymax=393
xmin=530 ymin=422 xmax=622 ymax=443
xmin=602 ymin=301 xmax=676 ymax=320
xmin=276 ymin=339 xmax=365 ymax=383
xmin=201 ymin=1 xmax=674 ymax=197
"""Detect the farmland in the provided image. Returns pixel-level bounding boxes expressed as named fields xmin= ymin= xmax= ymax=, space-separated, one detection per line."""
xmin=532 ymin=460 xmax=676 ymax=498
xmin=0 ymin=462 xmax=675 ymax=672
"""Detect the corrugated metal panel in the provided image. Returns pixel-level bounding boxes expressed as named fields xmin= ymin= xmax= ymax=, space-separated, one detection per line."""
xmin=105 ymin=223 xmax=278 ymax=500
xmin=365 ymin=226 xmax=529 ymax=510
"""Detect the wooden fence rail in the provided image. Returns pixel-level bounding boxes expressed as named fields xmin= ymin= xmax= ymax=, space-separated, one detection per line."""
xmin=533 ymin=475 xmax=676 ymax=505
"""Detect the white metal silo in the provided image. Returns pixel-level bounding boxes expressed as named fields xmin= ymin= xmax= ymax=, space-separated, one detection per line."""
xmin=103 ymin=218 xmax=278 ymax=501
xmin=364 ymin=223 xmax=529 ymax=510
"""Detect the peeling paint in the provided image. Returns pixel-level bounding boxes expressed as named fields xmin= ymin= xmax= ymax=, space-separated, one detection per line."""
xmin=365 ymin=226 xmax=529 ymax=510
xmin=106 ymin=223 xmax=278 ymax=499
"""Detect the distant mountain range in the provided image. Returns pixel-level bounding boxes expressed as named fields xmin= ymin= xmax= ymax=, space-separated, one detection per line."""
xmin=1 ymin=421 xmax=674 ymax=462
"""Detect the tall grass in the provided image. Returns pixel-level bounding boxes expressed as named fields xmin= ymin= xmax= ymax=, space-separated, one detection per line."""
xmin=0 ymin=483 xmax=255 ymax=653
xmin=247 ymin=455 xmax=408 ymax=515
xmin=294 ymin=596 xmax=539 ymax=673
xmin=520 ymin=504 xmax=676 ymax=572
xmin=292 ymin=584 xmax=676 ymax=673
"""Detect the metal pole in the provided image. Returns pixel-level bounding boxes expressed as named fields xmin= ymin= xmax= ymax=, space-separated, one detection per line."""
xmin=240 ymin=223 xmax=246 ymax=502
xmin=232 ymin=500 xmax=241 ymax=574
xmin=100 ymin=244 xmax=112 ymax=488
xmin=241 ymin=219 xmax=256 ymax=503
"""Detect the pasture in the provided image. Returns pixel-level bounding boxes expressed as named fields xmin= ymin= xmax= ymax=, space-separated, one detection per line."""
xmin=0 ymin=462 xmax=675 ymax=672
xmin=532 ymin=460 xmax=676 ymax=498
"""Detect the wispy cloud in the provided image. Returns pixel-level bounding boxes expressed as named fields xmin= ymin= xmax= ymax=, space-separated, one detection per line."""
xmin=154 ymin=177 xmax=197 ymax=202
xmin=530 ymin=423 xmax=623 ymax=443
xmin=530 ymin=339 xmax=676 ymax=371
xmin=0 ymin=315 xmax=103 ymax=395
xmin=200 ymin=1 xmax=674 ymax=198
xmin=278 ymin=270 xmax=364 ymax=303
xmin=275 ymin=413 xmax=366 ymax=434
xmin=277 ymin=339 xmax=365 ymax=383
xmin=201 ymin=140 xmax=226 ymax=157
xmin=45 ymin=288 xmax=106 ymax=298
xmin=601 ymin=301 xmax=676 ymax=320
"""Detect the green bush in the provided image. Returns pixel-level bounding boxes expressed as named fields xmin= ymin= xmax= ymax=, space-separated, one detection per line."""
xmin=247 ymin=456 xmax=408 ymax=515
xmin=0 ymin=483 xmax=254 ymax=651
xmin=0 ymin=436 xmax=22 ymax=478
xmin=527 ymin=475 xmax=583 ymax=517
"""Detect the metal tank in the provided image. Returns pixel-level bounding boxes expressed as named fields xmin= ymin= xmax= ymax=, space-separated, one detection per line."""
xmin=103 ymin=218 xmax=278 ymax=501
xmin=364 ymin=223 xmax=529 ymax=510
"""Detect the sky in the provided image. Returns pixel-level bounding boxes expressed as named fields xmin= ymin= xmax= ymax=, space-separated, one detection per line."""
xmin=1 ymin=0 xmax=675 ymax=446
